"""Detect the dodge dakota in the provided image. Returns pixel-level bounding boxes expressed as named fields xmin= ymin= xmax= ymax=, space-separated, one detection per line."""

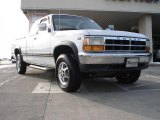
xmin=12 ymin=14 xmax=151 ymax=92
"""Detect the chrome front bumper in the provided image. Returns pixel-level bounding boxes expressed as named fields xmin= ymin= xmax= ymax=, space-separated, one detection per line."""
xmin=79 ymin=52 xmax=151 ymax=64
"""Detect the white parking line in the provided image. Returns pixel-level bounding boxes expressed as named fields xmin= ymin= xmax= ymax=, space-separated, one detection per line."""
xmin=130 ymin=83 xmax=155 ymax=88
xmin=142 ymin=73 xmax=160 ymax=81
xmin=131 ymin=88 xmax=160 ymax=92
xmin=111 ymin=81 xmax=130 ymax=92
xmin=0 ymin=75 xmax=18 ymax=87
xmin=127 ymin=73 xmax=160 ymax=89
xmin=32 ymin=82 xmax=64 ymax=93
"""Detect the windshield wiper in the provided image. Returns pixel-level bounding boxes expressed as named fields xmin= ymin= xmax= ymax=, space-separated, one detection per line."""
xmin=59 ymin=28 xmax=77 ymax=31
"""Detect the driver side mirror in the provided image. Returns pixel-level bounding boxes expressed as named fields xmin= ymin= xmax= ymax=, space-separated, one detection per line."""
xmin=38 ymin=23 xmax=47 ymax=31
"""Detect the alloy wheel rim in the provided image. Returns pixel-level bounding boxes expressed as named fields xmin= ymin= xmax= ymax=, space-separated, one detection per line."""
xmin=58 ymin=62 xmax=70 ymax=86
xmin=16 ymin=55 xmax=21 ymax=71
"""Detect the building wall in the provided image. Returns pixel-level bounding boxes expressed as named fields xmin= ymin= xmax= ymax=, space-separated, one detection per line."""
xmin=21 ymin=0 xmax=160 ymax=13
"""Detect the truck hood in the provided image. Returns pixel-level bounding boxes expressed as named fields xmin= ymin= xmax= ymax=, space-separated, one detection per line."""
xmin=54 ymin=29 xmax=147 ymax=39
xmin=86 ymin=29 xmax=147 ymax=38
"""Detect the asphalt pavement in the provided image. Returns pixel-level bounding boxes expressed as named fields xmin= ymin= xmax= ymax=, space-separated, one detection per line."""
xmin=0 ymin=64 xmax=160 ymax=120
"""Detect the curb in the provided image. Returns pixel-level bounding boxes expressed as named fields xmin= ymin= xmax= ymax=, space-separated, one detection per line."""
xmin=149 ymin=62 xmax=160 ymax=67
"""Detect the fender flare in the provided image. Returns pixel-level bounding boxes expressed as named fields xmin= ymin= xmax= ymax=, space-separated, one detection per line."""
xmin=53 ymin=41 xmax=79 ymax=63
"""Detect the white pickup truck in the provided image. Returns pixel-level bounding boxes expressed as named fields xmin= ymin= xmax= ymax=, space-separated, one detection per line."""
xmin=12 ymin=14 xmax=151 ymax=92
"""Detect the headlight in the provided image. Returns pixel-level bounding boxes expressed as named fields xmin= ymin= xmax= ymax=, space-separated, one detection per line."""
xmin=83 ymin=37 xmax=104 ymax=52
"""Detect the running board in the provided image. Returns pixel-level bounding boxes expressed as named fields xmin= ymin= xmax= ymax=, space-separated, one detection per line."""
xmin=29 ymin=65 xmax=52 ymax=71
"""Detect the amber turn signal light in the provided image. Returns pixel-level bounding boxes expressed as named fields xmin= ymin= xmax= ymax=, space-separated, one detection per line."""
xmin=83 ymin=45 xmax=104 ymax=52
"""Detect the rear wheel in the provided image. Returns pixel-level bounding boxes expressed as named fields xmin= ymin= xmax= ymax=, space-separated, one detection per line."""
xmin=16 ymin=54 xmax=27 ymax=74
xmin=116 ymin=70 xmax=141 ymax=84
xmin=56 ymin=54 xmax=81 ymax=92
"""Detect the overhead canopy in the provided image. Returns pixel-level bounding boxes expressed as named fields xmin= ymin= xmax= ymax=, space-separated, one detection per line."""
xmin=21 ymin=0 xmax=160 ymax=35
xmin=21 ymin=0 xmax=160 ymax=14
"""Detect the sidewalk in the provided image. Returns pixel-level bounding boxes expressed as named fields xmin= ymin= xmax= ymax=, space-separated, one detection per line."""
xmin=0 ymin=61 xmax=15 ymax=69
xmin=0 ymin=64 xmax=15 ymax=69
xmin=0 ymin=61 xmax=12 ymax=65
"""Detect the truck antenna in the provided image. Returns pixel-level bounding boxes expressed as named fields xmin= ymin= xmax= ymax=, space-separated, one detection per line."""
xmin=58 ymin=0 xmax=61 ymax=30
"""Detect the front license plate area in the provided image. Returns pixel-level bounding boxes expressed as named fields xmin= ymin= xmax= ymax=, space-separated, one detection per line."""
xmin=126 ymin=58 xmax=138 ymax=68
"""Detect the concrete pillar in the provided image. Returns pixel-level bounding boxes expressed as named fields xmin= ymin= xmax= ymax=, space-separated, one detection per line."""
xmin=139 ymin=15 xmax=153 ymax=54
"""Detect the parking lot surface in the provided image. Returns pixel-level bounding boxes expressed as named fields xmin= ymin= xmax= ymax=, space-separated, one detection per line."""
xmin=0 ymin=65 xmax=160 ymax=120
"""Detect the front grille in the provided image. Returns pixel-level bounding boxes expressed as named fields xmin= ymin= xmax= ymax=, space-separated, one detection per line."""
xmin=105 ymin=38 xmax=146 ymax=51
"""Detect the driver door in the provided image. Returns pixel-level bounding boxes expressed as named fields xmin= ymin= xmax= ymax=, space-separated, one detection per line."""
xmin=32 ymin=17 xmax=53 ymax=67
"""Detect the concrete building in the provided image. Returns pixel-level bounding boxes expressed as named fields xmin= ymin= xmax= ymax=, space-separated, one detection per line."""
xmin=21 ymin=0 xmax=160 ymax=58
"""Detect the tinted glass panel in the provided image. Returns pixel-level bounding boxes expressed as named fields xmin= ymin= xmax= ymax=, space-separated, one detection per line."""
xmin=52 ymin=15 xmax=102 ymax=31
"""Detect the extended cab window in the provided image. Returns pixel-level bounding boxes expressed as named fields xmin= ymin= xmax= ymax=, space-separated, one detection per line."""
xmin=30 ymin=22 xmax=38 ymax=35
xmin=52 ymin=15 xmax=102 ymax=31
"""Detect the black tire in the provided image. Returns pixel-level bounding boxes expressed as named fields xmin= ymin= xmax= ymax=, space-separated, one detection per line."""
xmin=116 ymin=70 xmax=141 ymax=84
xmin=56 ymin=54 xmax=81 ymax=92
xmin=16 ymin=54 xmax=27 ymax=74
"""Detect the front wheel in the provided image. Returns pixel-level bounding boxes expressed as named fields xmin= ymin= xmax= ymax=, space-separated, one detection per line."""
xmin=116 ymin=70 xmax=141 ymax=84
xmin=56 ymin=54 xmax=81 ymax=92
xmin=16 ymin=54 xmax=27 ymax=74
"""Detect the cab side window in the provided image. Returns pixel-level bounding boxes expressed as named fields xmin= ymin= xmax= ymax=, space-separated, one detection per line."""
xmin=30 ymin=22 xmax=38 ymax=35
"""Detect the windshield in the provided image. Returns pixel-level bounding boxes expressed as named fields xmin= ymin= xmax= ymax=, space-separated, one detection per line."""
xmin=52 ymin=15 xmax=102 ymax=31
